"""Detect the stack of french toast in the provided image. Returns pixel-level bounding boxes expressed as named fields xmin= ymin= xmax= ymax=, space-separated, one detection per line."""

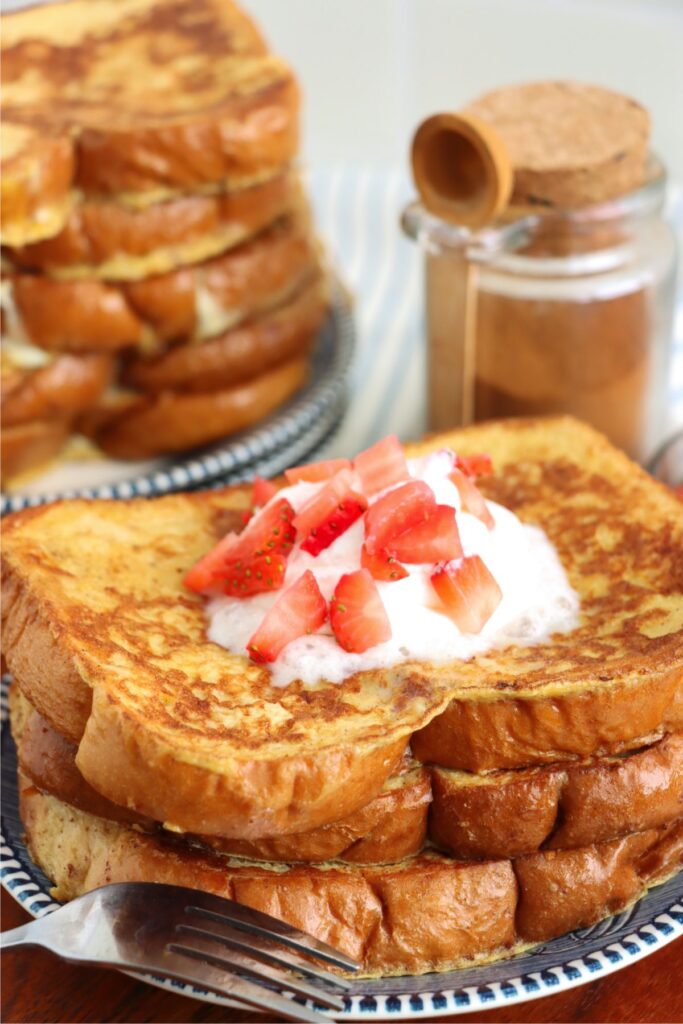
xmin=2 ymin=417 xmax=681 ymax=978
xmin=1 ymin=0 xmax=326 ymax=485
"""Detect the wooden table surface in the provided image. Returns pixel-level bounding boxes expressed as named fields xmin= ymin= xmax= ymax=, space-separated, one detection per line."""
xmin=2 ymin=889 xmax=682 ymax=1024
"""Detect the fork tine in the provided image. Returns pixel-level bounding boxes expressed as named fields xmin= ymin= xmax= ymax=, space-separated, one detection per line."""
xmin=171 ymin=927 xmax=345 ymax=1010
xmin=168 ymin=943 xmax=335 ymax=1023
xmin=178 ymin=918 xmax=353 ymax=991
xmin=186 ymin=901 xmax=359 ymax=971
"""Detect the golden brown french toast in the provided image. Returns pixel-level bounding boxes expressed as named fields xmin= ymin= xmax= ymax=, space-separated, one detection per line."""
xmin=12 ymin=686 xmax=681 ymax=864
xmin=2 ymin=418 xmax=682 ymax=839
xmin=19 ymin=781 xmax=683 ymax=977
xmin=10 ymin=689 xmax=430 ymax=866
xmin=1 ymin=0 xmax=298 ymax=243
xmin=430 ymin=734 xmax=683 ymax=859
xmin=5 ymin=173 xmax=298 ymax=281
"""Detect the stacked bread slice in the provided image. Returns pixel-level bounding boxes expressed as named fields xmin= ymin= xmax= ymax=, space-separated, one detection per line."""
xmin=3 ymin=418 xmax=682 ymax=977
xmin=1 ymin=0 xmax=327 ymax=483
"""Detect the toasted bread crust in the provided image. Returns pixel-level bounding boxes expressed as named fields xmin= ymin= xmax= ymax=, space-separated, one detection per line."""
xmin=1 ymin=130 xmax=75 ymax=246
xmin=430 ymin=733 xmax=683 ymax=859
xmin=2 ymin=1 xmax=297 ymax=209
xmin=19 ymin=783 xmax=682 ymax=977
xmin=12 ymin=686 xmax=682 ymax=863
xmin=0 ymin=419 xmax=70 ymax=484
xmin=7 ymin=173 xmax=297 ymax=279
xmin=123 ymin=273 xmax=326 ymax=393
xmin=6 ymin=213 xmax=318 ymax=353
xmin=91 ymin=356 xmax=310 ymax=459
xmin=1 ymin=354 xmax=113 ymax=427
xmin=11 ymin=691 xmax=430 ymax=863
xmin=413 ymin=666 xmax=683 ymax=771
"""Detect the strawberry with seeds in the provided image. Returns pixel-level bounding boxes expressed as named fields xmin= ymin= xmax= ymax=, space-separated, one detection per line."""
xmin=294 ymin=468 xmax=367 ymax=556
xmin=330 ymin=569 xmax=392 ymax=653
xmin=431 ymin=555 xmax=502 ymax=633
xmin=248 ymin=570 xmax=327 ymax=663
xmin=185 ymin=497 xmax=297 ymax=597
xmin=361 ymin=544 xmax=408 ymax=582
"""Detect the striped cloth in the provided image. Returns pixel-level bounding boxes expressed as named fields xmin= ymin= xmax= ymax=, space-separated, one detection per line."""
xmin=307 ymin=166 xmax=683 ymax=459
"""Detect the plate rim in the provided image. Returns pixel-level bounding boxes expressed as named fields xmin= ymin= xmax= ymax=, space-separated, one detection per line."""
xmin=1 ymin=683 xmax=681 ymax=1021
xmin=1 ymin=281 xmax=354 ymax=515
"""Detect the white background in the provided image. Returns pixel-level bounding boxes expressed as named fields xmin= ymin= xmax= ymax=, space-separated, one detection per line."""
xmin=247 ymin=0 xmax=683 ymax=184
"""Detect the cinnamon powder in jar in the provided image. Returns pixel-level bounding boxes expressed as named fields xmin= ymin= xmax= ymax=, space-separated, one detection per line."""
xmin=413 ymin=82 xmax=676 ymax=462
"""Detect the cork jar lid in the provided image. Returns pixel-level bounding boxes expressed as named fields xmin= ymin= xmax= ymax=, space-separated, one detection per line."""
xmin=465 ymin=81 xmax=651 ymax=208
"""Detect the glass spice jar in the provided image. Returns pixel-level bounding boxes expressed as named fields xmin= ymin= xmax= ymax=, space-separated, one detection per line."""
xmin=402 ymin=158 xmax=677 ymax=463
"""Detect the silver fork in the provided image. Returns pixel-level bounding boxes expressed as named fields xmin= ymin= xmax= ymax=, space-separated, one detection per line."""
xmin=0 ymin=882 xmax=359 ymax=1022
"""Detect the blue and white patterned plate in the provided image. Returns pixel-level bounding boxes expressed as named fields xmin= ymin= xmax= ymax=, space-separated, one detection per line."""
xmin=1 ymin=283 xmax=354 ymax=516
xmin=1 ymin=679 xmax=680 ymax=1021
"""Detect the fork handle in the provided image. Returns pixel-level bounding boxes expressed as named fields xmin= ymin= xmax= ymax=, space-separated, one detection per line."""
xmin=0 ymin=921 xmax=42 ymax=950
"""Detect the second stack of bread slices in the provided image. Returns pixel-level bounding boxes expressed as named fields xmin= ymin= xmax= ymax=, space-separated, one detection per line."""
xmin=1 ymin=0 xmax=328 ymax=482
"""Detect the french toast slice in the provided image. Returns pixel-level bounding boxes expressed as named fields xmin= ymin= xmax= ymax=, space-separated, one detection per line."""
xmin=2 ymin=418 xmax=681 ymax=837
xmin=19 ymin=780 xmax=683 ymax=977
xmin=2 ymin=0 xmax=297 ymax=230
xmin=10 ymin=690 xmax=430 ymax=867
xmin=4 ymin=213 xmax=319 ymax=354
xmin=11 ymin=686 xmax=681 ymax=865
xmin=430 ymin=733 xmax=683 ymax=859
xmin=5 ymin=173 xmax=298 ymax=281
xmin=1 ymin=355 xmax=113 ymax=428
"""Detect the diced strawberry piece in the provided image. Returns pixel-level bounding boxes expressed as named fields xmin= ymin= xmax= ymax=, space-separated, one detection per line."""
xmin=329 ymin=569 xmax=392 ymax=653
xmin=232 ymin=497 xmax=297 ymax=558
xmin=361 ymin=544 xmax=408 ymax=582
xmin=218 ymin=551 xmax=288 ymax=597
xmin=431 ymin=555 xmax=502 ymax=633
xmin=354 ymin=435 xmax=410 ymax=496
xmin=387 ymin=505 xmax=463 ymax=563
xmin=300 ymin=498 xmax=366 ymax=556
xmin=252 ymin=475 xmax=278 ymax=507
xmin=285 ymin=458 xmax=352 ymax=485
xmin=240 ymin=509 xmax=253 ymax=526
xmin=183 ymin=532 xmax=240 ymax=593
xmin=450 ymin=468 xmax=495 ymax=530
xmin=293 ymin=469 xmax=366 ymax=539
xmin=247 ymin=570 xmax=327 ymax=663
xmin=455 ymin=453 xmax=493 ymax=478
xmin=364 ymin=480 xmax=437 ymax=554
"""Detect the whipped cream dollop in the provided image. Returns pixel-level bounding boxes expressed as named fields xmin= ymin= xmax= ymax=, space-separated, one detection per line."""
xmin=207 ymin=451 xmax=580 ymax=687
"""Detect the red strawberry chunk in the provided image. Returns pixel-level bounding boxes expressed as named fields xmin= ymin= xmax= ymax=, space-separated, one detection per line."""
xmin=455 ymin=453 xmax=493 ymax=478
xmin=252 ymin=475 xmax=278 ymax=507
xmin=364 ymin=480 xmax=436 ymax=554
xmin=218 ymin=551 xmax=288 ymax=597
xmin=247 ymin=570 xmax=327 ymax=663
xmin=293 ymin=469 xmax=366 ymax=539
xmin=329 ymin=569 xmax=392 ymax=653
xmin=183 ymin=531 xmax=239 ymax=593
xmin=431 ymin=555 xmax=502 ymax=633
xmin=232 ymin=497 xmax=297 ymax=558
xmin=387 ymin=505 xmax=463 ymax=564
xmin=450 ymin=468 xmax=495 ymax=530
xmin=361 ymin=544 xmax=408 ymax=582
xmin=285 ymin=458 xmax=352 ymax=485
xmin=354 ymin=435 xmax=409 ymax=496
xmin=300 ymin=497 xmax=366 ymax=556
